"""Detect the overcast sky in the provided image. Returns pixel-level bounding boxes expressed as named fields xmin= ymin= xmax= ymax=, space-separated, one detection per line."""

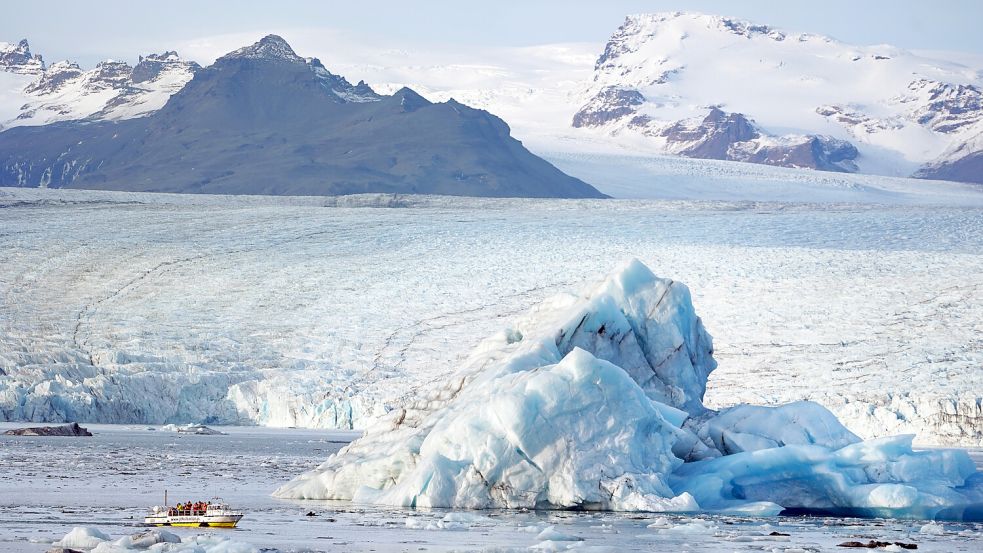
xmin=5 ymin=0 xmax=983 ymax=67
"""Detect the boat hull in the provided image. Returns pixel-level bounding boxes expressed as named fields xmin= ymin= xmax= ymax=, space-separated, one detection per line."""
xmin=144 ymin=514 xmax=243 ymax=528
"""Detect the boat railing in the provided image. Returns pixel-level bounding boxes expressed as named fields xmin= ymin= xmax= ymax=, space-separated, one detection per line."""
xmin=167 ymin=508 xmax=208 ymax=516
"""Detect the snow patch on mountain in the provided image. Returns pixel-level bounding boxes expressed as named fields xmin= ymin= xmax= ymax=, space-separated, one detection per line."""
xmin=221 ymin=33 xmax=303 ymax=61
xmin=0 ymin=41 xmax=199 ymax=130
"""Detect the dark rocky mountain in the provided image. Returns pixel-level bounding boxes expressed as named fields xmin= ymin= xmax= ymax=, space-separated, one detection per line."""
xmin=619 ymin=107 xmax=858 ymax=172
xmin=916 ymin=153 xmax=983 ymax=184
xmin=0 ymin=35 xmax=604 ymax=198
xmin=574 ymin=94 xmax=859 ymax=174
xmin=660 ymin=108 xmax=758 ymax=159
xmin=914 ymin=131 xmax=983 ymax=184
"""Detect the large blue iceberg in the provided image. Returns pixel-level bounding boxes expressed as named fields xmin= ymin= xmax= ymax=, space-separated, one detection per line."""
xmin=275 ymin=260 xmax=983 ymax=521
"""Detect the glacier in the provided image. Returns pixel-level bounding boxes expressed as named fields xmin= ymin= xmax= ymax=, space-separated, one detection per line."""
xmin=275 ymin=260 xmax=983 ymax=521
xmin=1 ymin=188 xmax=981 ymax=448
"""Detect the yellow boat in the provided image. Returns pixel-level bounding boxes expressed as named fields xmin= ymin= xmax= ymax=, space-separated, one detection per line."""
xmin=144 ymin=493 xmax=243 ymax=528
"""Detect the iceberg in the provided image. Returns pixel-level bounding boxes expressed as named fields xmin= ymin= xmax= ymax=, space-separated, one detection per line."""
xmin=276 ymin=260 xmax=983 ymax=521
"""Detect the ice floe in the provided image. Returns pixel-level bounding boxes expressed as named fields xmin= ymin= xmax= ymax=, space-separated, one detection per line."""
xmin=53 ymin=527 xmax=260 ymax=552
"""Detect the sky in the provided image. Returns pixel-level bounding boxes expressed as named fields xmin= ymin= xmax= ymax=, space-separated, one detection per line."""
xmin=4 ymin=0 xmax=983 ymax=67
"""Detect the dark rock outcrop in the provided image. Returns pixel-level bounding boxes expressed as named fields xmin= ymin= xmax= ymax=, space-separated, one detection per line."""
xmin=4 ymin=422 xmax=93 ymax=436
xmin=907 ymin=79 xmax=983 ymax=134
xmin=23 ymin=61 xmax=83 ymax=94
xmin=662 ymin=108 xmax=759 ymax=158
xmin=915 ymin=150 xmax=983 ymax=184
xmin=731 ymin=135 xmax=859 ymax=172
xmin=0 ymin=35 xmax=604 ymax=199
xmin=661 ymin=108 xmax=859 ymax=172
xmin=572 ymin=87 xmax=645 ymax=127
xmin=131 ymin=51 xmax=201 ymax=84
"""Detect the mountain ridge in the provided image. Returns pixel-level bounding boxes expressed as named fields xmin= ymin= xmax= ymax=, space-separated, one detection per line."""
xmin=2 ymin=14 xmax=983 ymax=187
xmin=0 ymin=35 xmax=604 ymax=198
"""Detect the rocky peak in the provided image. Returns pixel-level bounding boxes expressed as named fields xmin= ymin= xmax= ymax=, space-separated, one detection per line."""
xmin=729 ymin=135 xmax=859 ymax=172
xmin=654 ymin=108 xmax=858 ymax=172
xmin=572 ymin=86 xmax=645 ymax=128
xmin=132 ymin=51 xmax=200 ymax=84
xmin=392 ymin=87 xmax=431 ymax=112
xmin=0 ymin=38 xmax=45 ymax=74
xmin=23 ymin=60 xmax=83 ymax=94
xmin=900 ymin=79 xmax=983 ymax=134
xmin=307 ymin=57 xmax=381 ymax=103
xmin=90 ymin=60 xmax=133 ymax=89
xmin=220 ymin=34 xmax=302 ymax=62
xmin=140 ymin=51 xmax=181 ymax=63
xmin=661 ymin=108 xmax=759 ymax=158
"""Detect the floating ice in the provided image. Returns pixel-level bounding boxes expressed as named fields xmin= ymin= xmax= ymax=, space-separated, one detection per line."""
xmin=404 ymin=511 xmax=496 ymax=530
xmin=672 ymin=434 xmax=983 ymax=520
xmin=54 ymin=527 xmax=110 ymax=549
xmin=55 ymin=527 xmax=261 ymax=552
xmin=537 ymin=526 xmax=584 ymax=541
xmin=276 ymin=260 xmax=983 ymax=521
xmin=159 ymin=423 xmax=226 ymax=435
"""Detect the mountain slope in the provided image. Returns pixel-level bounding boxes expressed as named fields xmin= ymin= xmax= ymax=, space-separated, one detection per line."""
xmin=567 ymin=12 xmax=983 ymax=180
xmin=0 ymin=35 xmax=603 ymax=198
xmin=914 ymin=124 xmax=983 ymax=183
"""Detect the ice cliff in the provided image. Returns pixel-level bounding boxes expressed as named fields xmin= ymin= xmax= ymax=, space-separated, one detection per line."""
xmin=275 ymin=260 xmax=983 ymax=521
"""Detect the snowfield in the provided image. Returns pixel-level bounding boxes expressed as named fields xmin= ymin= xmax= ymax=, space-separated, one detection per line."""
xmin=0 ymin=187 xmax=981 ymax=448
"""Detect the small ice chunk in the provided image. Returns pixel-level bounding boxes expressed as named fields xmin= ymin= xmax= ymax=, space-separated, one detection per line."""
xmin=54 ymin=527 xmax=110 ymax=549
xmin=536 ymin=526 xmax=583 ymax=541
xmin=646 ymin=516 xmax=672 ymax=528
xmin=658 ymin=518 xmax=718 ymax=534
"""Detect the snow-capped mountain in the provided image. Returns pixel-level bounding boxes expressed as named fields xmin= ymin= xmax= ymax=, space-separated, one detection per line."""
xmin=0 ymin=39 xmax=44 ymax=75
xmin=0 ymin=35 xmax=602 ymax=198
xmin=571 ymin=12 xmax=983 ymax=181
xmin=0 ymin=44 xmax=200 ymax=131
xmin=3 ymin=13 xmax=983 ymax=189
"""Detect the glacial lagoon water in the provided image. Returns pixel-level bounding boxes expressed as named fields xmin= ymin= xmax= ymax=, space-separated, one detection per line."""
xmin=1 ymin=423 xmax=981 ymax=552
